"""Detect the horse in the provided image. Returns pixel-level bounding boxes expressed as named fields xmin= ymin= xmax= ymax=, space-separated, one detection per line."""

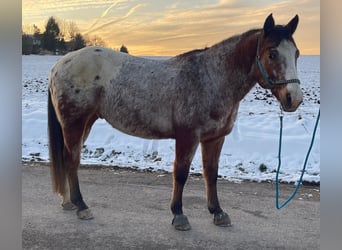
xmin=48 ymin=14 xmax=303 ymax=231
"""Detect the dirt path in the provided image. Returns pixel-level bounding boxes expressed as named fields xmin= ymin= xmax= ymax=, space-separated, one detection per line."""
xmin=22 ymin=162 xmax=319 ymax=250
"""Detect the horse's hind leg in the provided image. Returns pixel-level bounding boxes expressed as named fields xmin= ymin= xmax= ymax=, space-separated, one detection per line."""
xmin=62 ymin=115 xmax=97 ymax=219
xmin=59 ymin=116 xmax=96 ymax=212
xmin=201 ymin=136 xmax=231 ymax=227
xmin=171 ymin=133 xmax=199 ymax=231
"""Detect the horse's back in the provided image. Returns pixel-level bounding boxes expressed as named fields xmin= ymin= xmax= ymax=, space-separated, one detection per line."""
xmin=49 ymin=47 xmax=129 ymax=90
xmin=49 ymin=47 xmax=133 ymax=116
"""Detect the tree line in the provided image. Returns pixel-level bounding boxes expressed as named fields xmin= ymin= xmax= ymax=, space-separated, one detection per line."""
xmin=22 ymin=16 xmax=129 ymax=55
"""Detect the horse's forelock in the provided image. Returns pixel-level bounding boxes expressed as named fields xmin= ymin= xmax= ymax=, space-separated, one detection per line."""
xmin=265 ymin=25 xmax=296 ymax=48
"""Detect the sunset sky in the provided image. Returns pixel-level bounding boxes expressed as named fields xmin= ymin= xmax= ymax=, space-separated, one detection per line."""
xmin=22 ymin=0 xmax=320 ymax=56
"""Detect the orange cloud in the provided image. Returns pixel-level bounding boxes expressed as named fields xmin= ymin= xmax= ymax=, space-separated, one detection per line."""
xmin=22 ymin=0 xmax=320 ymax=55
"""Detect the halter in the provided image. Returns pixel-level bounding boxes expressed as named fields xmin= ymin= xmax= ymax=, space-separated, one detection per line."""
xmin=256 ymin=34 xmax=301 ymax=89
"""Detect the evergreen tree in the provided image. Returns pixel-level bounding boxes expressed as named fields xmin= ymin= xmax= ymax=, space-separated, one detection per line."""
xmin=58 ymin=38 xmax=67 ymax=53
xmin=42 ymin=17 xmax=60 ymax=53
xmin=22 ymin=33 xmax=33 ymax=55
xmin=32 ymin=25 xmax=42 ymax=54
xmin=71 ymin=33 xmax=86 ymax=51
xmin=120 ymin=45 xmax=129 ymax=54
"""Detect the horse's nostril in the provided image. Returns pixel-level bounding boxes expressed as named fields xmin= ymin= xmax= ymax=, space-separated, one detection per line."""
xmin=286 ymin=93 xmax=292 ymax=106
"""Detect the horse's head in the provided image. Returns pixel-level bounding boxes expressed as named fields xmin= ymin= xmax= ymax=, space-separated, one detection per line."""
xmin=255 ymin=14 xmax=303 ymax=112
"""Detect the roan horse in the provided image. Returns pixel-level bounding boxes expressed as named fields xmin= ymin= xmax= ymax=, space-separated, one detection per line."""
xmin=48 ymin=14 xmax=303 ymax=231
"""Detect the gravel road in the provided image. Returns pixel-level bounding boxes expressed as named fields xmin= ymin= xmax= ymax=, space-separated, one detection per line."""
xmin=22 ymin=162 xmax=319 ymax=250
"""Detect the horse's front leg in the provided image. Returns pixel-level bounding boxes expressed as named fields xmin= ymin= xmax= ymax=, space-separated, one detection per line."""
xmin=201 ymin=136 xmax=231 ymax=227
xmin=171 ymin=134 xmax=199 ymax=231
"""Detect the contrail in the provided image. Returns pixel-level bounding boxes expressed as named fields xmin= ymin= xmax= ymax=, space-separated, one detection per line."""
xmin=84 ymin=3 xmax=145 ymax=35
xmin=101 ymin=0 xmax=122 ymax=18
xmin=85 ymin=0 xmax=123 ymax=34
xmin=124 ymin=3 xmax=144 ymax=18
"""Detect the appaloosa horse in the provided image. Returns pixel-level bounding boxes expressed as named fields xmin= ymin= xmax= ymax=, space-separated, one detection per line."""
xmin=48 ymin=14 xmax=302 ymax=230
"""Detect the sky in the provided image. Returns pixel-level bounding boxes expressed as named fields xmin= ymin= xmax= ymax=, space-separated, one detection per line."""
xmin=22 ymin=0 xmax=320 ymax=56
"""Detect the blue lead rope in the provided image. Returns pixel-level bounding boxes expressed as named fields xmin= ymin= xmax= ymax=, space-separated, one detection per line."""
xmin=275 ymin=109 xmax=320 ymax=209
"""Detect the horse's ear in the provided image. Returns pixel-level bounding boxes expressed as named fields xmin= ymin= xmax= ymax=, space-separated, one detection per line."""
xmin=286 ymin=15 xmax=299 ymax=35
xmin=263 ymin=13 xmax=275 ymax=37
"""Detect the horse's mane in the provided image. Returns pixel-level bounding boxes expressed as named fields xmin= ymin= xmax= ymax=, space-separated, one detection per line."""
xmin=175 ymin=28 xmax=261 ymax=60
xmin=175 ymin=47 xmax=209 ymax=59
xmin=216 ymin=29 xmax=261 ymax=48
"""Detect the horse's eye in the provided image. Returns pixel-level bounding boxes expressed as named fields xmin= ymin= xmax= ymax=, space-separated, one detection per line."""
xmin=269 ymin=51 xmax=278 ymax=60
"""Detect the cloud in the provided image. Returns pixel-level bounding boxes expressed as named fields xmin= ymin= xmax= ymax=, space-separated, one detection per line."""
xmin=122 ymin=0 xmax=319 ymax=55
xmin=22 ymin=0 xmax=319 ymax=55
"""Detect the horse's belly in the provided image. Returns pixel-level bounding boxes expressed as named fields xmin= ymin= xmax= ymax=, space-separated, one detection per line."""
xmin=100 ymin=108 xmax=175 ymax=140
xmin=106 ymin=121 xmax=175 ymax=139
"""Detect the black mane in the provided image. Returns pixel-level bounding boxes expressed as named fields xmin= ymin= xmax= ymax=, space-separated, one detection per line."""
xmin=175 ymin=47 xmax=209 ymax=59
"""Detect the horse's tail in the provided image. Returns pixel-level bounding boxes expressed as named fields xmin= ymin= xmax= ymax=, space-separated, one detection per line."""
xmin=48 ymin=89 xmax=66 ymax=194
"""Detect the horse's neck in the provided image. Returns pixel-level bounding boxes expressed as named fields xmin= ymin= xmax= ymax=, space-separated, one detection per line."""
xmin=204 ymin=30 xmax=261 ymax=102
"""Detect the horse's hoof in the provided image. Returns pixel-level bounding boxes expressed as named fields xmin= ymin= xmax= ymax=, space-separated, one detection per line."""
xmin=77 ymin=208 xmax=94 ymax=220
xmin=172 ymin=214 xmax=191 ymax=231
xmin=213 ymin=211 xmax=232 ymax=227
xmin=62 ymin=201 xmax=77 ymax=210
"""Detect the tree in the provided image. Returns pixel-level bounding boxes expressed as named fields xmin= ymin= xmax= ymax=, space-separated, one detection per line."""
xmin=58 ymin=38 xmax=67 ymax=53
xmin=68 ymin=21 xmax=80 ymax=41
xmin=86 ymin=35 xmax=106 ymax=47
xmin=42 ymin=17 xmax=60 ymax=53
xmin=22 ymin=32 xmax=33 ymax=55
xmin=120 ymin=45 xmax=129 ymax=54
xmin=58 ymin=19 xmax=79 ymax=41
xmin=33 ymin=24 xmax=40 ymax=38
xmin=32 ymin=25 xmax=42 ymax=54
xmin=71 ymin=33 xmax=86 ymax=51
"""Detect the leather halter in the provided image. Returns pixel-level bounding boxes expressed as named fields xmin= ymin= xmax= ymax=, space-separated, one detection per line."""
xmin=256 ymin=34 xmax=301 ymax=89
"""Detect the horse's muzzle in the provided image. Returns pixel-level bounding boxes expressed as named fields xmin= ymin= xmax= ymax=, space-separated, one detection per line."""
xmin=272 ymin=83 xmax=303 ymax=112
xmin=280 ymin=91 xmax=303 ymax=112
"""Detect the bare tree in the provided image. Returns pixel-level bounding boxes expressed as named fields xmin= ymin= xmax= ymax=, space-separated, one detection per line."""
xmin=85 ymin=35 xmax=106 ymax=47
xmin=68 ymin=21 xmax=80 ymax=41
xmin=57 ymin=19 xmax=80 ymax=41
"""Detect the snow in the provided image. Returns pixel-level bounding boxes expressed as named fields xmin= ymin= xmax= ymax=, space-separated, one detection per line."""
xmin=22 ymin=54 xmax=320 ymax=183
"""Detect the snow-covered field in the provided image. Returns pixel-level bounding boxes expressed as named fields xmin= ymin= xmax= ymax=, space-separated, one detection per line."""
xmin=22 ymin=54 xmax=320 ymax=183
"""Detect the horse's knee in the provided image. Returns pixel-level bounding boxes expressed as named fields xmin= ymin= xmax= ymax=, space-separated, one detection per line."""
xmin=173 ymin=168 xmax=188 ymax=185
xmin=204 ymin=170 xmax=218 ymax=185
